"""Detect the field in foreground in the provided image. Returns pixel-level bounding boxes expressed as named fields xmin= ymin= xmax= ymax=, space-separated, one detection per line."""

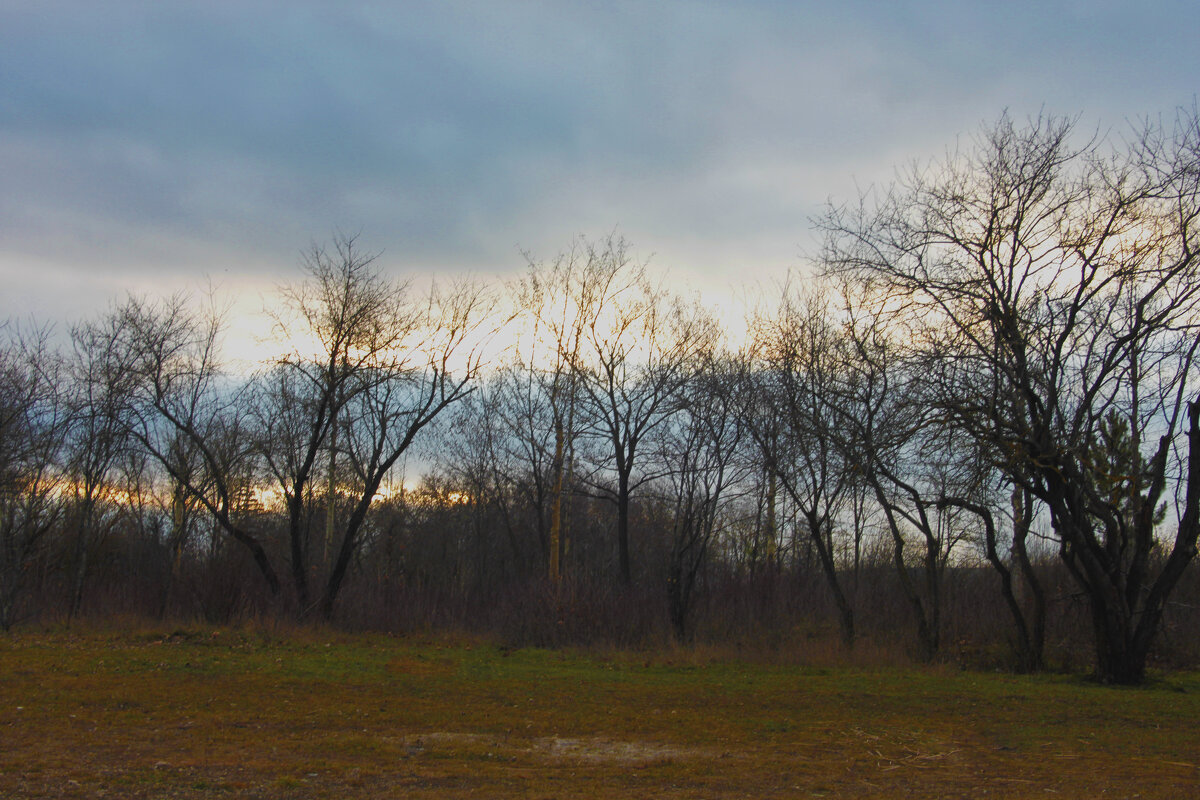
xmin=1 ymin=629 xmax=1198 ymax=799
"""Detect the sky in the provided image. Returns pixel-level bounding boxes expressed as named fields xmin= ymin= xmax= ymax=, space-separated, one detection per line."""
xmin=2 ymin=0 xmax=1197 ymax=340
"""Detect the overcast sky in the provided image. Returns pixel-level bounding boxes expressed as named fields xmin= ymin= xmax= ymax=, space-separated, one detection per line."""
xmin=2 ymin=0 xmax=1196 ymax=332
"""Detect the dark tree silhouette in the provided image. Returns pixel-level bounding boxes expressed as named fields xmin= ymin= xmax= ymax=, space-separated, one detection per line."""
xmin=822 ymin=108 xmax=1200 ymax=683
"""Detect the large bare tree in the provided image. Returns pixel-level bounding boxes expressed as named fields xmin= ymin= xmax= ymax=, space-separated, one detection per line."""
xmin=823 ymin=108 xmax=1200 ymax=683
xmin=257 ymin=233 xmax=414 ymax=614
xmin=261 ymin=234 xmax=491 ymax=618
xmin=321 ymin=277 xmax=491 ymax=618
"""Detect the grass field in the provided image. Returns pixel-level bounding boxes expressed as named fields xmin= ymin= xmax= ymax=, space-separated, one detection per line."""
xmin=1 ymin=627 xmax=1197 ymax=798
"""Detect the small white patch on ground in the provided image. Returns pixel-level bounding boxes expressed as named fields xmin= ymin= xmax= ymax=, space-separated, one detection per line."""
xmin=534 ymin=736 xmax=712 ymax=764
xmin=400 ymin=732 xmax=717 ymax=765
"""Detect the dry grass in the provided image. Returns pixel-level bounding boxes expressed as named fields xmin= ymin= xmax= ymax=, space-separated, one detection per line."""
xmin=2 ymin=625 xmax=1198 ymax=798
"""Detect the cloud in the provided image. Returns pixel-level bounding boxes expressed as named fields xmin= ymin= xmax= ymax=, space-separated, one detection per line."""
xmin=1 ymin=0 xmax=1197 ymax=326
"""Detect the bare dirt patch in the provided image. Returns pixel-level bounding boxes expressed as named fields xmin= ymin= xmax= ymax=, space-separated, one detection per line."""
xmin=534 ymin=734 xmax=716 ymax=764
xmin=400 ymin=731 xmax=718 ymax=765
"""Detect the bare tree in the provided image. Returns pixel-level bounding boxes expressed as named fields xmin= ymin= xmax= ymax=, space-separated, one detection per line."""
xmin=257 ymin=233 xmax=415 ymax=615
xmin=801 ymin=279 xmax=993 ymax=660
xmin=432 ymin=374 xmax=541 ymax=584
xmin=117 ymin=295 xmax=281 ymax=597
xmin=834 ymin=279 xmax=1046 ymax=667
xmin=321 ymin=277 xmax=491 ymax=619
xmin=939 ymin=484 xmax=1047 ymax=672
xmin=490 ymin=365 xmax=563 ymax=575
xmin=822 ymin=107 xmax=1200 ymax=683
xmin=63 ymin=312 xmax=138 ymax=619
xmin=0 ymin=323 xmax=69 ymax=629
xmin=563 ymin=238 xmax=719 ymax=585
xmin=514 ymin=241 xmax=597 ymax=585
xmin=746 ymin=283 xmax=866 ymax=647
xmin=654 ymin=353 xmax=748 ymax=640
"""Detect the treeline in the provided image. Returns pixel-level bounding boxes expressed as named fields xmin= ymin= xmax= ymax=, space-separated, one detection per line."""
xmin=3 ymin=109 xmax=1199 ymax=684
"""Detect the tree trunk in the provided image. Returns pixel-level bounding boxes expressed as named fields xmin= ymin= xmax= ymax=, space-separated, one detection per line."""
xmin=874 ymin=483 xmax=936 ymax=661
xmin=1090 ymin=594 xmax=1145 ymax=685
xmin=617 ymin=468 xmax=632 ymax=585
xmin=1010 ymin=488 xmax=1045 ymax=671
xmin=549 ymin=420 xmax=564 ymax=586
xmin=288 ymin=492 xmax=311 ymax=617
xmin=806 ymin=514 xmax=855 ymax=648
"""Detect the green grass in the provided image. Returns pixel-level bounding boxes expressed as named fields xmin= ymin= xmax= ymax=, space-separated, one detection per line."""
xmin=1 ymin=627 xmax=1198 ymax=798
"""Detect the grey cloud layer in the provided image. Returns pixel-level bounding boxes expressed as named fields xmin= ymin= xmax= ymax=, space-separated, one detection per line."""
xmin=1 ymin=0 xmax=1196 ymax=321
